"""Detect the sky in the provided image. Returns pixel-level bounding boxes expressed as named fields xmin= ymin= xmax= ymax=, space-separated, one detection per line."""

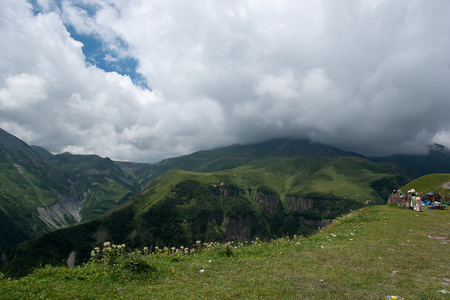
xmin=1 ymin=0 xmax=450 ymax=162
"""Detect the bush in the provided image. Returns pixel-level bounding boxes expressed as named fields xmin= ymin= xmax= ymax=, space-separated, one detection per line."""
xmin=213 ymin=243 xmax=236 ymax=257
xmin=256 ymin=185 xmax=277 ymax=195
xmin=89 ymin=242 xmax=157 ymax=280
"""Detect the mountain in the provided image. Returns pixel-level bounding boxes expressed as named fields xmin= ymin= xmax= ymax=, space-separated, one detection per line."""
xmin=0 ymin=129 xmax=141 ymax=251
xmin=143 ymin=139 xmax=450 ymax=184
xmin=1 ymin=153 xmax=409 ymax=277
xmin=137 ymin=138 xmax=365 ymax=186
xmin=370 ymin=143 xmax=450 ymax=178
xmin=0 ymin=128 xmax=70 ymax=250
xmin=2 ymin=128 xmax=450 ymax=278
xmin=44 ymin=152 xmax=141 ymax=221
xmin=29 ymin=145 xmax=54 ymax=160
xmin=0 ymin=129 xmax=69 ymax=191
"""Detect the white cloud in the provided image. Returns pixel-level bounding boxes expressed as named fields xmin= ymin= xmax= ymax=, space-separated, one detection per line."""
xmin=1 ymin=0 xmax=450 ymax=161
xmin=255 ymin=71 xmax=300 ymax=100
xmin=0 ymin=73 xmax=47 ymax=109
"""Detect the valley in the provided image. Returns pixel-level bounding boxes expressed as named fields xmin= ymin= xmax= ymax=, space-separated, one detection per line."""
xmin=1 ymin=128 xmax=449 ymax=279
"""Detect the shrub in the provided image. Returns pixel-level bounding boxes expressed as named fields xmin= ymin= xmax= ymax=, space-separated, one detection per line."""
xmin=89 ymin=242 xmax=157 ymax=280
xmin=212 ymin=243 xmax=236 ymax=257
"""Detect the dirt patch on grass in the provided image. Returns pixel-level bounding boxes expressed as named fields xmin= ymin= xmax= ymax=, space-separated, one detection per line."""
xmin=436 ymin=181 xmax=450 ymax=189
xmin=390 ymin=270 xmax=398 ymax=277
xmin=428 ymin=234 xmax=449 ymax=244
xmin=402 ymin=243 xmax=416 ymax=247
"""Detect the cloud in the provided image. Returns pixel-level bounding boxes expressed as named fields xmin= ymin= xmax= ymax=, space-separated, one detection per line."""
xmin=1 ymin=0 xmax=450 ymax=162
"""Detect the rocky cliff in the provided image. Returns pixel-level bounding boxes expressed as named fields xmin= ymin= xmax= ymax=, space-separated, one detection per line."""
xmin=285 ymin=196 xmax=316 ymax=211
xmin=252 ymin=191 xmax=282 ymax=214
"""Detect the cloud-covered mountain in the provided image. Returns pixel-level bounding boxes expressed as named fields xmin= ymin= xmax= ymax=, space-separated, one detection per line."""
xmin=371 ymin=143 xmax=450 ymax=178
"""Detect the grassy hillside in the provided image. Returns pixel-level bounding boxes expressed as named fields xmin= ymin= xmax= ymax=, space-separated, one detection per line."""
xmin=0 ymin=131 xmax=72 ymax=251
xmin=130 ymin=156 xmax=400 ymax=220
xmin=1 ymin=156 xmax=407 ymax=278
xmin=0 ymin=131 xmax=142 ymax=251
xmin=0 ymin=150 xmax=141 ymax=251
xmin=1 ymin=205 xmax=448 ymax=299
xmin=400 ymin=173 xmax=450 ymax=198
xmin=0 ymin=159 xmax=61 ymax=249
xmin=136 ymin=138 xmax=365 ymax=186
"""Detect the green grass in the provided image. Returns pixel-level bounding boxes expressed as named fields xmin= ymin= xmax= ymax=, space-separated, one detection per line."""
xmin=168 ymin=156 xmax=392 ymax=203
xmin=2 ymin=205 xmax=448 ymax=299
xmin=401 ymin=174 xmax=450 ymax=198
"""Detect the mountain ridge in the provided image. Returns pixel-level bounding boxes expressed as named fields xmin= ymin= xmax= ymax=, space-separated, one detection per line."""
xmin=1 ymin=128 xmax=449 ymax=277
xmin=0 ymin=128 xmax=142 ymax=251
xmin=136 ymin=138 xmax=366 ymax=186
xmin=370 ymin=143 xmax=450 ymax=178
xmin=1 ymin=154 xmax=407 ymax=277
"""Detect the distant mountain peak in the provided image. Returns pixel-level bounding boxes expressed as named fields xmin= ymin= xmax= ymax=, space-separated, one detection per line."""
xmin=429 ymin=143 xmax=448 ymax=153
xmin=231 ymin=138 xmax=364 ymax=158
xmin=0 ymin=128 xmax=29 ymax=149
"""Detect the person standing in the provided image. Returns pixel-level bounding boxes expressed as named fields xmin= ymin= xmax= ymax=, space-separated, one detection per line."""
xmin=416 ymin=195 xmax=422 ymax=212
xmin=410 ymin=189 xmax=416 ymax=210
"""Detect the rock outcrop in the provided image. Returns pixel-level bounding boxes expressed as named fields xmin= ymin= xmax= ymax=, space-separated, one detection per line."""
xmin=252 ymin=191 xmax=282 ymax=214
xmin=285 ymin=196 xmax=316 ymax=211
xmin=222 ymin=215 xmax=254 ymax=241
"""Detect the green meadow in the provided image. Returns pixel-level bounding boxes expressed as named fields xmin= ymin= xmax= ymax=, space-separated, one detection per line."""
xmin=401 ymin=174 xmax=450 ymax=198
xmin=1 ymin=205 xmax=448 ymax=299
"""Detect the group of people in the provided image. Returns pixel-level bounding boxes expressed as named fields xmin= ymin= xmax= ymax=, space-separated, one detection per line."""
xmin=392 ymin=189 xmax=422 ymax=212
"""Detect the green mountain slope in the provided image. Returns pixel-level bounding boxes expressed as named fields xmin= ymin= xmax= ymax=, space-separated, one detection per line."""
xmin=400 ymin=173 xmax=450 ymax=198
xmin=1 ymin=155 xmax=408 ymax=278
xmin=137 ymin=138 xmax=364 ymax=186
xmin=0 ymin=129 xmax=71 ymax=251
xmin=0 ymin=129 xmax=141 ymax=251
xmin=46 ymin=153 xmax=142 ymax=221
xmin=129 ymin=139 xmax=450 ymax=188
xmin=3 ymin=128 xmax=448 ymax=279
xmin=371 ymin=143 xmax=450 ymax=178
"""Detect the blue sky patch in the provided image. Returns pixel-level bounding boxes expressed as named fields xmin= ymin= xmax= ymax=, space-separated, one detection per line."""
xmin=66 ymin=25 xmax=150 ymax=89
xmin=28 ymin=0 xmax=150 ymax=90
